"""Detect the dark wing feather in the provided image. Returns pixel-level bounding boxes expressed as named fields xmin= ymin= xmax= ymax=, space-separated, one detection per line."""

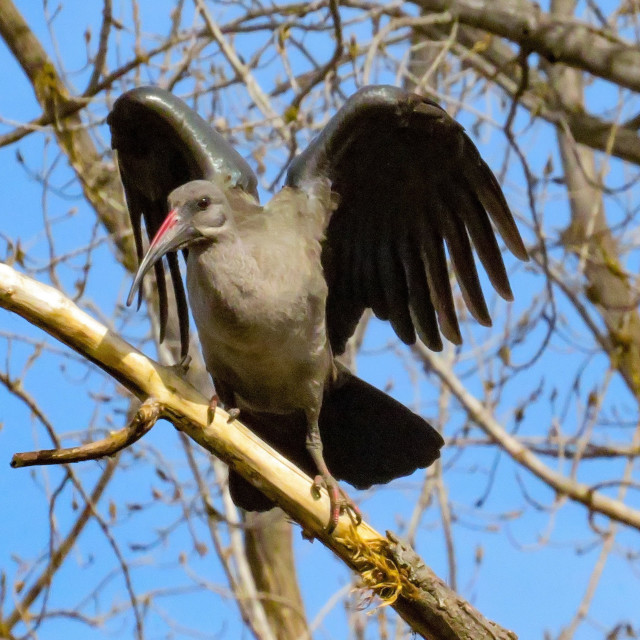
xmin=286 ymin=85 xmax=528 ymax=354
xmin=108 ymin=86 xmax=258 ymax=358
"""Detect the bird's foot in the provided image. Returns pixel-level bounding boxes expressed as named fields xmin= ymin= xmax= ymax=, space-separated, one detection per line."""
xmin=169 ymin=354 xmax=191 ymax=376
xmin=207 ymin=395 xmax=240 ymax=425
xmin=312 ymin=473 xmax=362 ymax=534
xmin=207 ymin=394 xmax=219 ymax=424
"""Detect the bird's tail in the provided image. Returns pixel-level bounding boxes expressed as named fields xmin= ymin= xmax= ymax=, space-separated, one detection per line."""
xmin=318 ymin=371 xmax=444 ymax=489
xmin=228 ymin=371 xmax=444 ymax=512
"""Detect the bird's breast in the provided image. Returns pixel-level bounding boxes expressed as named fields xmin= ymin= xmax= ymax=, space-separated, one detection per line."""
xmin=186 ymin=240 xmax=330 ymax=412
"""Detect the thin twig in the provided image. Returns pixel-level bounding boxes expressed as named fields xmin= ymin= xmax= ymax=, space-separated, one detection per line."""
xmin=11 ymin=398 xmax=161 ymax=468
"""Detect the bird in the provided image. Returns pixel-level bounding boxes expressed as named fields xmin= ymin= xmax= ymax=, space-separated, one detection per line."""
xmin=108 ymin=85 xmax=528 ymax=532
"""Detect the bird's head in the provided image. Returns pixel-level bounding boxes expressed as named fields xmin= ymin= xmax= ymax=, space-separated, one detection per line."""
xmin=127 ymin=180 xmax=230 ymax=306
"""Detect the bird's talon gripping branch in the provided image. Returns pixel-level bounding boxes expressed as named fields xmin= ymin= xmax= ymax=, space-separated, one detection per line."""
xmin=207 ymin=394 xmax=219 ymax=425
xmin=207 ymin=395 xmax=240 ymax=424
xmin=312 ymin=473 xmax=361 ymax=534
xmin=311 ymin=480 xmax=322 ymax=501
xmin=172 ymin=353 xmax=191 ymax=375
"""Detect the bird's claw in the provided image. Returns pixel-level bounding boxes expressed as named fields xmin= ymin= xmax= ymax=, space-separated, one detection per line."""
xmin=207 ymin=395 xmax=240 ymax=424
xmin=207 ymin=394 xmax=219 ymax=424
xmin=169 ymin=354 xmax=191 ymax=376
xmin=312 ymin=473 xmax=362 ymax=534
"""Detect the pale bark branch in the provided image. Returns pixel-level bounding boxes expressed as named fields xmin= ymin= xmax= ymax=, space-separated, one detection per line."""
xmin=11 ymin=397 xmax=160 ymax=468
xmin=192 ymin=0 xmax=286 ymax=134
xmin=243 ymin=511 xmax=310 ymax=640
xmin=0 ymin=262 xmax=517 ymax=640
xmin=413 ymin=342 xmax=640 ymax=532
xmin=181 ymin=436 xmax=279 ymax=640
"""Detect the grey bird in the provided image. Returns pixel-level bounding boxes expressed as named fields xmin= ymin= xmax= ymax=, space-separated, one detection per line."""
xmin=108 ymin=85 xmax=528 ymax=531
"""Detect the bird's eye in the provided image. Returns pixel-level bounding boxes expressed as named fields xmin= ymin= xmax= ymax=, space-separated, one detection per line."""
xmin=196 ymin=196 xmax=211 ymax=211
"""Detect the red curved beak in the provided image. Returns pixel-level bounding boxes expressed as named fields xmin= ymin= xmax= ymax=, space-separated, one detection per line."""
xmin=127 ymin=209 xmax=196 ymax=306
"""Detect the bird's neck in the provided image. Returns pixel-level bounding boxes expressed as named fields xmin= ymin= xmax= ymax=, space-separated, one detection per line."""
xmin=185 ymin=182 xmax=331 ymax=321
xmin=186 ymin=225 xmax=310 ymax=314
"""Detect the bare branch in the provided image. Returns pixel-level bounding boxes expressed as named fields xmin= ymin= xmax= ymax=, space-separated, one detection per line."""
xmin=412 ymin=342 xmax=640 ymax=532
xmin=11 ymin=398 xmax=161 ymax=468
xmin=2 ymin=460 xmax=118 ymax=634
xmin=0 ymin=263 xmax=517 ymax=640
xmin=412 ymin=0 xmax=640 ymax=93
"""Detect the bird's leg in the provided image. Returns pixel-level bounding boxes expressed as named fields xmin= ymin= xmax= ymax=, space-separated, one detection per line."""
xmin=305 ymin=409 xmax=362 ymax=534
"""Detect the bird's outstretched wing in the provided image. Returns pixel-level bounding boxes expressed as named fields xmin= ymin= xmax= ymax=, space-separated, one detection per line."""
xmin=108 ymin=87 xmax=258 ymax=358
xmin=286 ymin=85 xmax=528 ymax=354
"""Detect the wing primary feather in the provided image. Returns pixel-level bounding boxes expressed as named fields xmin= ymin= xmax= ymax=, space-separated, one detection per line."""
xmin=344 ymin=206 xmax=359 ymax=303
xmin=418 ymin=201 xmax=462 ymax=345
xmin=326 ymin=297 xmax=365 ymax=355
xmin=323 ymin=197 xmax=368 ymax=355
xmin=390 ymin=316 xmax=415 ymax=346
xmin=119 ymin=176 xmax=146 ymax=311
xmin=438 ymin=176 xmax=513 ymax=301
xmin=356 ymin=202 xmax=380 ymax=309
xmin=456 ymin=179 xmax=513 ymax=300
xmin=341 ymin=209 xmax=358 ymax=302
xmin=436 ymin=193 xmax=492 ymax=327
xmin=288 ymin=85 xmax=528 ymax=353
xmin=128 ymin=208 xmax=144 ymax=264
xmin=167 ymin=251 xmax=189 ymax=359
xmin=414 ymin=97 xmax=527 ymax=263
xmin=327 ymin=215 xmax=350 ymax=304
xmin=377 ymin=233 xmax=414 ymax=344
xmin=469 ymin=158 xmax=528 ymax=262
xmin=369 ymin=214 xmax=392 ymax=321
xmin=153 ymin=259 xmax=169 ymax=344
xmin=109 ymin=86 xmax=259 ymax=363
xmin=374 ymin=239 xmax=397 ymax=315
xmin=400 ymin=238 xmax=443 ymax=351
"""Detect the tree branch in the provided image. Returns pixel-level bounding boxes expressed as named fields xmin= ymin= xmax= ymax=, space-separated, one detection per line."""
xmin=412 ymin=342 xmax=640 ymax=532
xmin=412 ymin=0 xmax=640 ymax=93
xmin=0 ymin=262 xmax=518 ymax=640
xmin=1 ymin=459 xmax=118 ymax=634
xmin=11 ymin=398 xmax=161 ymax=468
xmin=546 ymin=5 xmax=640 ymax=401
xmin=0 ymin=0 xmax=135 ymax=272
xmin=423 ymin=21 xmax=640 ymax=167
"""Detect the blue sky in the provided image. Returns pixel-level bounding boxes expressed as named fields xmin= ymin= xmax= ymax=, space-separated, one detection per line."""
xmin=1 ymin=2 xmax=639 ymax=639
